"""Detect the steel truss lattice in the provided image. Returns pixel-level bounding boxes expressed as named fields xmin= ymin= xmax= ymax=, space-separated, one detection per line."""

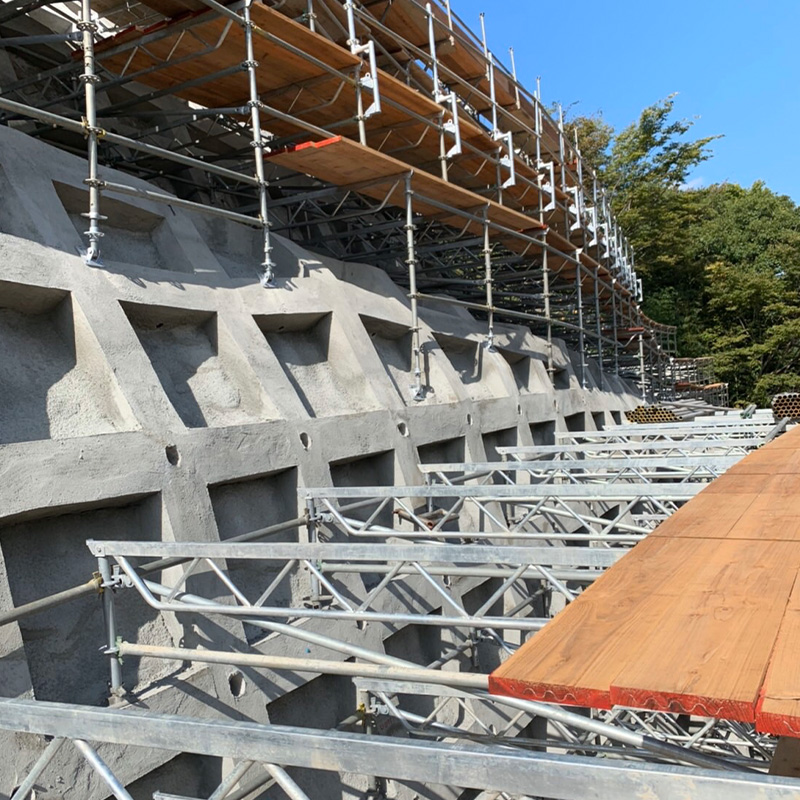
xmin=2 ymin=418 xmax=794 ymax=798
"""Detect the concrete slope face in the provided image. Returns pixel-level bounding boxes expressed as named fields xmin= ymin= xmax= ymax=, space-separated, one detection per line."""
xmin=0 ymin=122 xmax=638 ymax=798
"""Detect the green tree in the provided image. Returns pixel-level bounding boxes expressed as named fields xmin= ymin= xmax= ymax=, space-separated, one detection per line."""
xmin=563 ymin=97 xmax=800 ymax=404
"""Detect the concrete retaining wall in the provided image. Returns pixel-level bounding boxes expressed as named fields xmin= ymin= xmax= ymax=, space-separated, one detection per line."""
xmin=0 ymin=124 xmax=638 ymax=799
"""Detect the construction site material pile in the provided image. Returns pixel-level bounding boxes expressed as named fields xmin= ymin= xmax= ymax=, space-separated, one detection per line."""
xmin=773 ymin=392 xmax=800 ymax=422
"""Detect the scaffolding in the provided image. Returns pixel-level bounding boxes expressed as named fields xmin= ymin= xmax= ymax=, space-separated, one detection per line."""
xmin=673 ymin=357 xmax=730 ymax=408
xmin=2 ymin=2 xmax=787 ymax=796
xmin=0 ymin=415 xmax=793 ymax=798
xmin=0 ymin=0 xmax=681 ymax=399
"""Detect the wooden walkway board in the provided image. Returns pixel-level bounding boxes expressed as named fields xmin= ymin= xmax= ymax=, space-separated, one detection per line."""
xmin=267 ymin=136 xmax=545 ymax=235
xmin=757 ymin=576 xmax=800 ymax=736
xmin=489 ymin=425 xmax=800 ymax=734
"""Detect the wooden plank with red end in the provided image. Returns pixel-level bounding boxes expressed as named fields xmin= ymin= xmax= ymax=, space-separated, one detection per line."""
xmin=609 ymin=539 xmax=800 ymax=722
xmin=489 ymin=537 xmax=708 ymax=709
xmin=757 ymin=574 xmax=800 ymax=737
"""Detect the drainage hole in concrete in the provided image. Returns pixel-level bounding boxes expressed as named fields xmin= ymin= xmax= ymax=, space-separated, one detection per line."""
xmin=299 ymin=431 xmax=311 ymax=450
xmin=228 ymin=671 xmax=246 ymax=698
xmin=466 ymin=414 xmax=473 ymax=426
xmin=165 ymin=444 xmax=180 ymax=466
xmin=397 ymin=421 xmax=409 ymax=437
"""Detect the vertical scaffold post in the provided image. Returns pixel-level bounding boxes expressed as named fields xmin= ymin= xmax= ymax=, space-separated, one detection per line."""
xmin=242 ymin=0 xmax=275 ymax=287
xmin=479 ymin=11 xmax=488 ymax=58
xmin=509 ymin=47 xmax=521 ymax=109
xmin=344 ymin=0 xmax=368 ymax=146
xmin=638 ymin=330 xmax=647 ymax=401
xmin=535 ymin=79 xmax=554 ymax=379
xmin=427 ymin=4 xmax=448 ymax=181
xmin=359 ymin=688 xmax=384 ymax=800
xmin=542 ymin=239 xmax=554 ymax=379
xmin=576 ymin=263 xmax=587 ymax=389
xmin=594 ymin=270 xmax=604 ymax=390
xmin=557 ymin=102 xmax=576 ymax=248
xmin=437 ymin=108 xmax=449 ymax=181
xmin=78 ymin=0 xmax=103 ymax=266
xmin=483 ymin=207 xmax=495 ymax=352
xmin=304 ymin=496 xmax=321 ymax=606
xmin=306 ymin=0 xmax=316 ymax=33
xmin=611 ymin=280 xmax=620 ymax=375
xmin=97 ymin=555 xmax=123 ymax=699
xmin=405 ymin=173 xmax=425 ymax=401
xmin=427 ymin=3 xmax=441 ymax=97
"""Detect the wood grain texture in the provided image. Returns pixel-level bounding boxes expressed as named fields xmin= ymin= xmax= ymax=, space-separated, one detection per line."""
xmin=489 ymin=423 xmax=800 ymax=736
xmin=610 ymin=540 xmax=800 ymax=722
xmin=267 ymin=136 xmax=546 ymax=238
xmin=757 ymin=575 xmax=800 ymax=736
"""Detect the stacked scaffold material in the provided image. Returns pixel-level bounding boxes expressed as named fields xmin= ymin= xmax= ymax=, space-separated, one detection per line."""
xmin=625 ymin=405 xmax=681 ymax=424
xmin=772 ymin=393 xmax=800 ymax=421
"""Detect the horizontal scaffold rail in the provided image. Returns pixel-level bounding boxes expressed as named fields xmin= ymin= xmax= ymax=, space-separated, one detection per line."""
xmin=299 ymin=484 xmax=701 ymax=500
xmin=3 ymin=699 xmax=798 ymax=799
xmin=89 ymin=539 xmax=621 ymax=631
xmin=498 ymin=439 xmax=765 ymax=459
xmin=87 ymin=540 xmax=618 ymax=565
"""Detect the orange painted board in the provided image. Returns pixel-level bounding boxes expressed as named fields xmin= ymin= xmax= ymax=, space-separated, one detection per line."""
xmin=267 ymin=136 xmax=545 ymax=236
xmin=489 ymin=537 xmax=732 ymax=710
xmin=725 ymin=494 xmax=800 ymax=542
xmin=700 ymin=473 xmax=800 ymax=495
xmin=756 ymin=575 xmax=800 ymax=736
xmin=609 ymin=540 xmax=800 ymax=722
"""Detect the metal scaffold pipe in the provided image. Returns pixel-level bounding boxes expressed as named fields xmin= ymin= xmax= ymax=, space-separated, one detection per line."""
xmin=483 ymin=209 xmax=495 ymax=351
xmin=114 ymin=639 xmax=747 ymax=774
xmin=77 ymin=0 xmax=103 ymax=266
xmin=242 ymin=0 xmax=276 ymax=287
xmin=117 ymin=642 xmax=489 ymax=689
xmin=73 ymin=739 xmax=135 ymax=800
xmin=405 ymin=172 xmax=425 ymax=401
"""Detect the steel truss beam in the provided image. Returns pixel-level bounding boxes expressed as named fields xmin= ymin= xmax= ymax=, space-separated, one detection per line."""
xmin=499 ymin=439 xmax=764 ymax=460
xmin=420 ymin=456 xmax=740 ymax=484
xmin=2 ymin=700 xmax=797 ymax=799
xmin=89 ymin=540 xmax=620 ymax=631
xmin=356 ymin=678 xmax=772 ymax=771
xmin=301 ymin=480 xmax=695 ymax=545
xmin=558 ymin=423 xmax=781 ymax=445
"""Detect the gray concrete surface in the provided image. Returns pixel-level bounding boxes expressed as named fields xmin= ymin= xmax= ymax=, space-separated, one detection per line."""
xmin=0 ymin=123 xmax=640 ymax=800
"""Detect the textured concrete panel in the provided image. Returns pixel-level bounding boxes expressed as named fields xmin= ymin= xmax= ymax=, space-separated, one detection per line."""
xmin=0 ymin=123 xmax=641 ymax=798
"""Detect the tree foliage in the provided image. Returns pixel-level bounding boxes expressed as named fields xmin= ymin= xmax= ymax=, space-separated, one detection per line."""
xmin=564 ymin=97 xmax=800 ymax=406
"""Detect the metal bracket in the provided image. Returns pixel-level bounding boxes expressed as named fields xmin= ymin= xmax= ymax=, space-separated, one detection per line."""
xmin=568 ymin=186 xmax=582 ymax=230
xmin=588 ymin=206 xmax=599 ymax=247
xmin=354 ymin=40 xmax=381 ymax=118
xmin=441 ymin=92 xmax=462 ymax=158
xmin=494 ymin=130 xmax=516 ymax=189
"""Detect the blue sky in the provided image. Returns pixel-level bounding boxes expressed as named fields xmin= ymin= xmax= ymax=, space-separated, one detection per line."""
xmin=451 ymin=0 xmax=800 ymax=202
